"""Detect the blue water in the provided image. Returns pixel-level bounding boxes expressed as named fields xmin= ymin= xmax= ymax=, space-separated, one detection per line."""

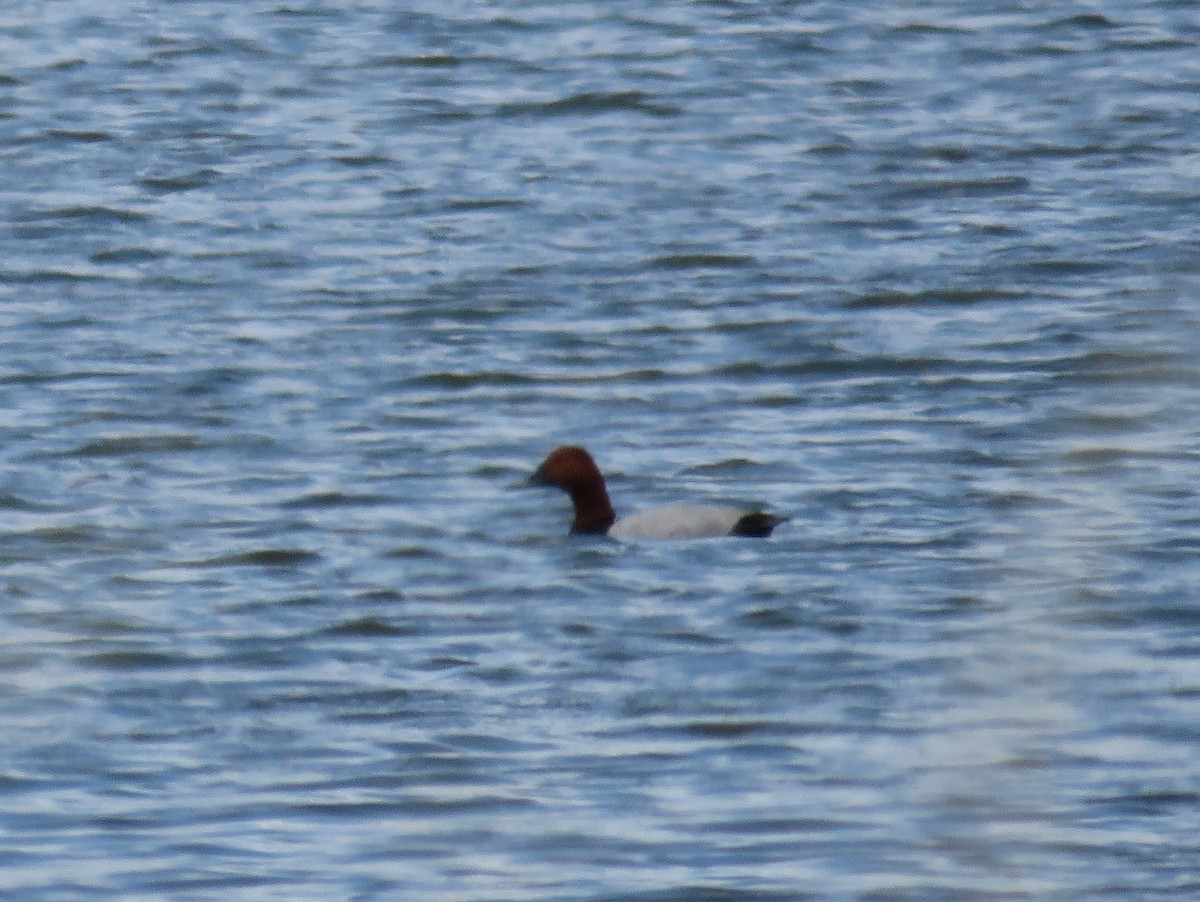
xmin=2 ymin=2 xmax=1199 ymax=899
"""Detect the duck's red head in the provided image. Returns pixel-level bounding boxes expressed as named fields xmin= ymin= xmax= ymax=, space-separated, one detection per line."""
xmin=526 ymin=445 xmax=616 ymax=534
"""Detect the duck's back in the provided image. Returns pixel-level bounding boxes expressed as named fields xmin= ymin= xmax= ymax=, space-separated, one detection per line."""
xmin=608 ymin=503 xmax=781 ymax=540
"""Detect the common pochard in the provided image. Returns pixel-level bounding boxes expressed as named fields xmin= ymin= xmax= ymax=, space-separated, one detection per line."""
xmin=525 ymin=445 xmax=787 ymax=539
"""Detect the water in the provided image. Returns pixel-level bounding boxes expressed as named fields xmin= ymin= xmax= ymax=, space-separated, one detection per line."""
xmin=2 ymin=2 xmax=1199 ymax=899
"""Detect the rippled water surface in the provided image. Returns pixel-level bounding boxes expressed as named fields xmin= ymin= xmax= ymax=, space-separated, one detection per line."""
xmin=3 ymin=2 xmax=1200 ymax=899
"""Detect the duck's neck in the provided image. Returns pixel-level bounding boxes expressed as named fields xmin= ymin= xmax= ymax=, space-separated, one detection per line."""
xmin=568 ymin=485 xmax=616 ymax=534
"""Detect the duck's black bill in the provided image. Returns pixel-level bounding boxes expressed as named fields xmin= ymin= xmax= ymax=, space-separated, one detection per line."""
xmin=514 ymin=467 xmax=551 ymax=488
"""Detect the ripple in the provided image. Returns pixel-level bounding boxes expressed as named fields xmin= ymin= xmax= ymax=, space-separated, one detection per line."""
xmin=496 ymin=89 xmax=680 ymax=118
xmin=645 ymin=252 xmax=757 ymax=270
xmin=16 ymin=204 xmax=150 ymax=224
xmin=65 ymin=433 xmax=205 ymax=458
xmin=842 ymin=287 xmax=1023 ymax=309
xmin=78 ymin=649 xmax=191 ymax=671
xmin=279 ymin=490 xmax=389 ymax=509
xmin=0 ymin=493 xmax=57 ymax=512
xmin=88 ymin=247 xmax=169 ymax=264
xmin=135 ymin=169 xmax=221 ymax=193
xmin=44 ymin=129 xmax=113 ymax=143
xmin=322 ymin=617 xmax=419 ymax=638
xmin=183 ymin=549 xmax=323 ymax=569
xmin=737 ymin=607 xmax=802 ymax=630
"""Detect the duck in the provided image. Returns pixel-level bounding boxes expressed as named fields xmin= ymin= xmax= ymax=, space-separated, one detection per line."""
xmin=524 ymin=445 xmax=787 ymax=539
